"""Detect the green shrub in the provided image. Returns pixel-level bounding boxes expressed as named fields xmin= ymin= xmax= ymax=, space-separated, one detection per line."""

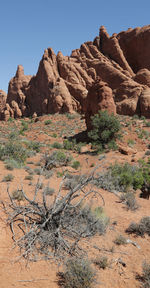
xmin=12 ymin=189 xmax=24 ymax=201
xmin=127 ymin=139 xmax=135 ymax=147
xmin=61 ymin=257 xmax=96 ymax=288
xmin=44 ymin=119 xmax=52 ymax=125
xmin=146 ymin=121 xmax=150 ymax=127
xmin=94 ymin=162 xmax=144 ymax=193
xmin=141 ymin=261 xmax=150 ymax=288
xmin=65 ymin=113 xmax=78 ymax=120
xmin=44 ymin=151 xmax=72 ymax=170
xmin=4 ymin=159 xmax=23 ymax=170
xmin=120 ymin=192 xmax=139 ymax=210
xmin=8 ymin=117 xmax=14 ymax=122
xmin=51 ymin=142 xmax=63 ymax=149
xmin=71 ymin=160 xmax=80 ymax=170
xmin=93 ymin=256 xmax=108 ymax=269
xmin=24 ymin=175 xmax=33 ymax=181
xmin=2 ymin=174 xmax=14 ymax=182
xmin=126 ymin=216 xmax=150 ymax=236
xmin=51 ymin=133 xmax=57 ymax=138
xmin=63 ymin=139 xmax=75 ymax=150
xmin=88 ymin=110 xmax=121 ymax=150
xmin=114 ymin=234 xmax=127 ymax=245
xmin=132 ymin=114 xmax=139 ymax=120
xmin=34 ymin=167 xmax=43 ymax=175
xmin=0 ymin=141 xmax=29 ymax=164
xmin=43 ymin=186 xmax=55 ymax=196
xmin=25 ymin=141 xmax=41 ymax=153
xmin=63 ymin=139 xmax=84 ymax=153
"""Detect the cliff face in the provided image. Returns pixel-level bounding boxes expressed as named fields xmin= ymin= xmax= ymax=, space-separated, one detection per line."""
xmin=1 ymin=25 xmax=150 ymax=123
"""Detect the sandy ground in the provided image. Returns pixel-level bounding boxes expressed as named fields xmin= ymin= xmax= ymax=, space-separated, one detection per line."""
xmin=0 ymin=114 xmax=150 ymax=288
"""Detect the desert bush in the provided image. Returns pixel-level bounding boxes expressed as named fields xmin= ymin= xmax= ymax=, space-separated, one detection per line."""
xmin=65 ymin=113 xmax=79 ymax=120
xmin=120 ymin=192 xmax=139 ymax=210
xmin=93 ymin=256 xmax=108 ymax=269
xmin=71 ymin=160 xmax=80 ymax=170
xmin=60 ymin=257 xmax=96 ymax=288
xmin=34 ymin=167 xmax=44 ymax=175
xmin=114 ymin=234 xmax=127 ymax=245
xmin=0 ymin=140 xmax=29 ymax=164
xmin=126 ymin=216 xmax=150 ymax=236
xmin=43 ymin=151 xmax=73 ymax=170
xmin=146 ymin=121 xmax=150 ymax=127
xmin=2 ymin=174 xmax=14 ymax=182
xmin=24 ymin=166 xmax=34 ymax=175
xmin=51 ymin=142 xmax=63 ymax=149
xmin=12 ymin=189 xmax=24 ymax=201
xmin=43 ymin=186 xmax=55 ymax=196
xmin=88 ymin=110 xmax=121 ymax=150
xmin=8 ymin=117 xmax=14 ymax=122
xmin=132 ymin=114 xmax=139 ymax=120
xmin=63 ymin=139 xmax=84 ymax=153
xmin=94 ymin=162 xmax=144 ymax=193
xmin=44 ymin=119 xmax=52 ymax=125
xmin=24 ymin=175 xmax=33 ymax=181
xmin=25 ymin=140 xmax=41 ymax=153
xmin=4 ymin=158 xmax=23 ymax=170
xmin=63 ymin=139 xmax=75 ymax=151
xmin=44 ymin=170 xmax=54 ymax=179
xmin=63 ymin=174 xmax=81 ymax=190
xmin=51 ymin=133 xmax=57 ymax=138
xmin=141 ymin=261 xmax=150 ymax=288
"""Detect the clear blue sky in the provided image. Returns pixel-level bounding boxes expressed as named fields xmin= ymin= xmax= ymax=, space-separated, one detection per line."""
xmin=0 ymin=0 xmax=150 ymax=92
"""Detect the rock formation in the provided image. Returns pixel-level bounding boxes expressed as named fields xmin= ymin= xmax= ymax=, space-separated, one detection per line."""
xmin=85 ymin=77 xmax=116 ymax=129
xmin=1 ymin=25 xmax=150 ymax=126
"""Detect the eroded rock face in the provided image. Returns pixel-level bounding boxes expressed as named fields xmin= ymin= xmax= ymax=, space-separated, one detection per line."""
xmin=140 ymin=88 xmax=150 ymax=118
xmin=1 ymin=25 xmax=150 ymax=125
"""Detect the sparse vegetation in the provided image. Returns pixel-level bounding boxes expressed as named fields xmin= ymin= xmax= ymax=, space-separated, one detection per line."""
xmin=94 ymin=162 xmax=144 ymax=193
xmin=126 ymin=216 xmax=150 ymax=236
xmin=12 ymin=189 xmax=24 ymax=201
xmin=59 ymin=257 xmax=96 ymax=288
xmin=44 ymin=119 xmax=52 ymax=125
xmin=0 ymin=140 xmax=30 ymax=165
xmin=114 ymin=234 xmax=127 ymax=245
xmin=141 ymin=261 xmax=150 ymax=288
xmin=71 ymin=160 xmax=80 ymax=170
xmin=43 ymin=151 xmax=73 ymax=170
xmin=93 ymin=256 xmax=108 ymax=269
xmin=2 ymin=173 xmax=14 ymax=182
xmin=120 ymin=192 xmax=139 ymax=210
xmin=24 ymin=175 xmax=33 ymax=181
xmin=51 ymin=142 xmax=63 ymax=149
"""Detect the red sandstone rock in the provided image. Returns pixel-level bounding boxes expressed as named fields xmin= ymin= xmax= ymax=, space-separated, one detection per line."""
xmin=117 ymin=26 xmax=150 ymax=73
xmin=115 ymin=79 xmax=143 ymax=116
xmin=140 ymin=88 xmax=150 ymax=118
xmin=0 ymin=90 xmax=7 ymax=110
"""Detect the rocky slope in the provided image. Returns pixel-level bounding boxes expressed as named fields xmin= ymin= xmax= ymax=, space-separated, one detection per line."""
xmin=1 ymin=25 xmax=150 ymax=125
